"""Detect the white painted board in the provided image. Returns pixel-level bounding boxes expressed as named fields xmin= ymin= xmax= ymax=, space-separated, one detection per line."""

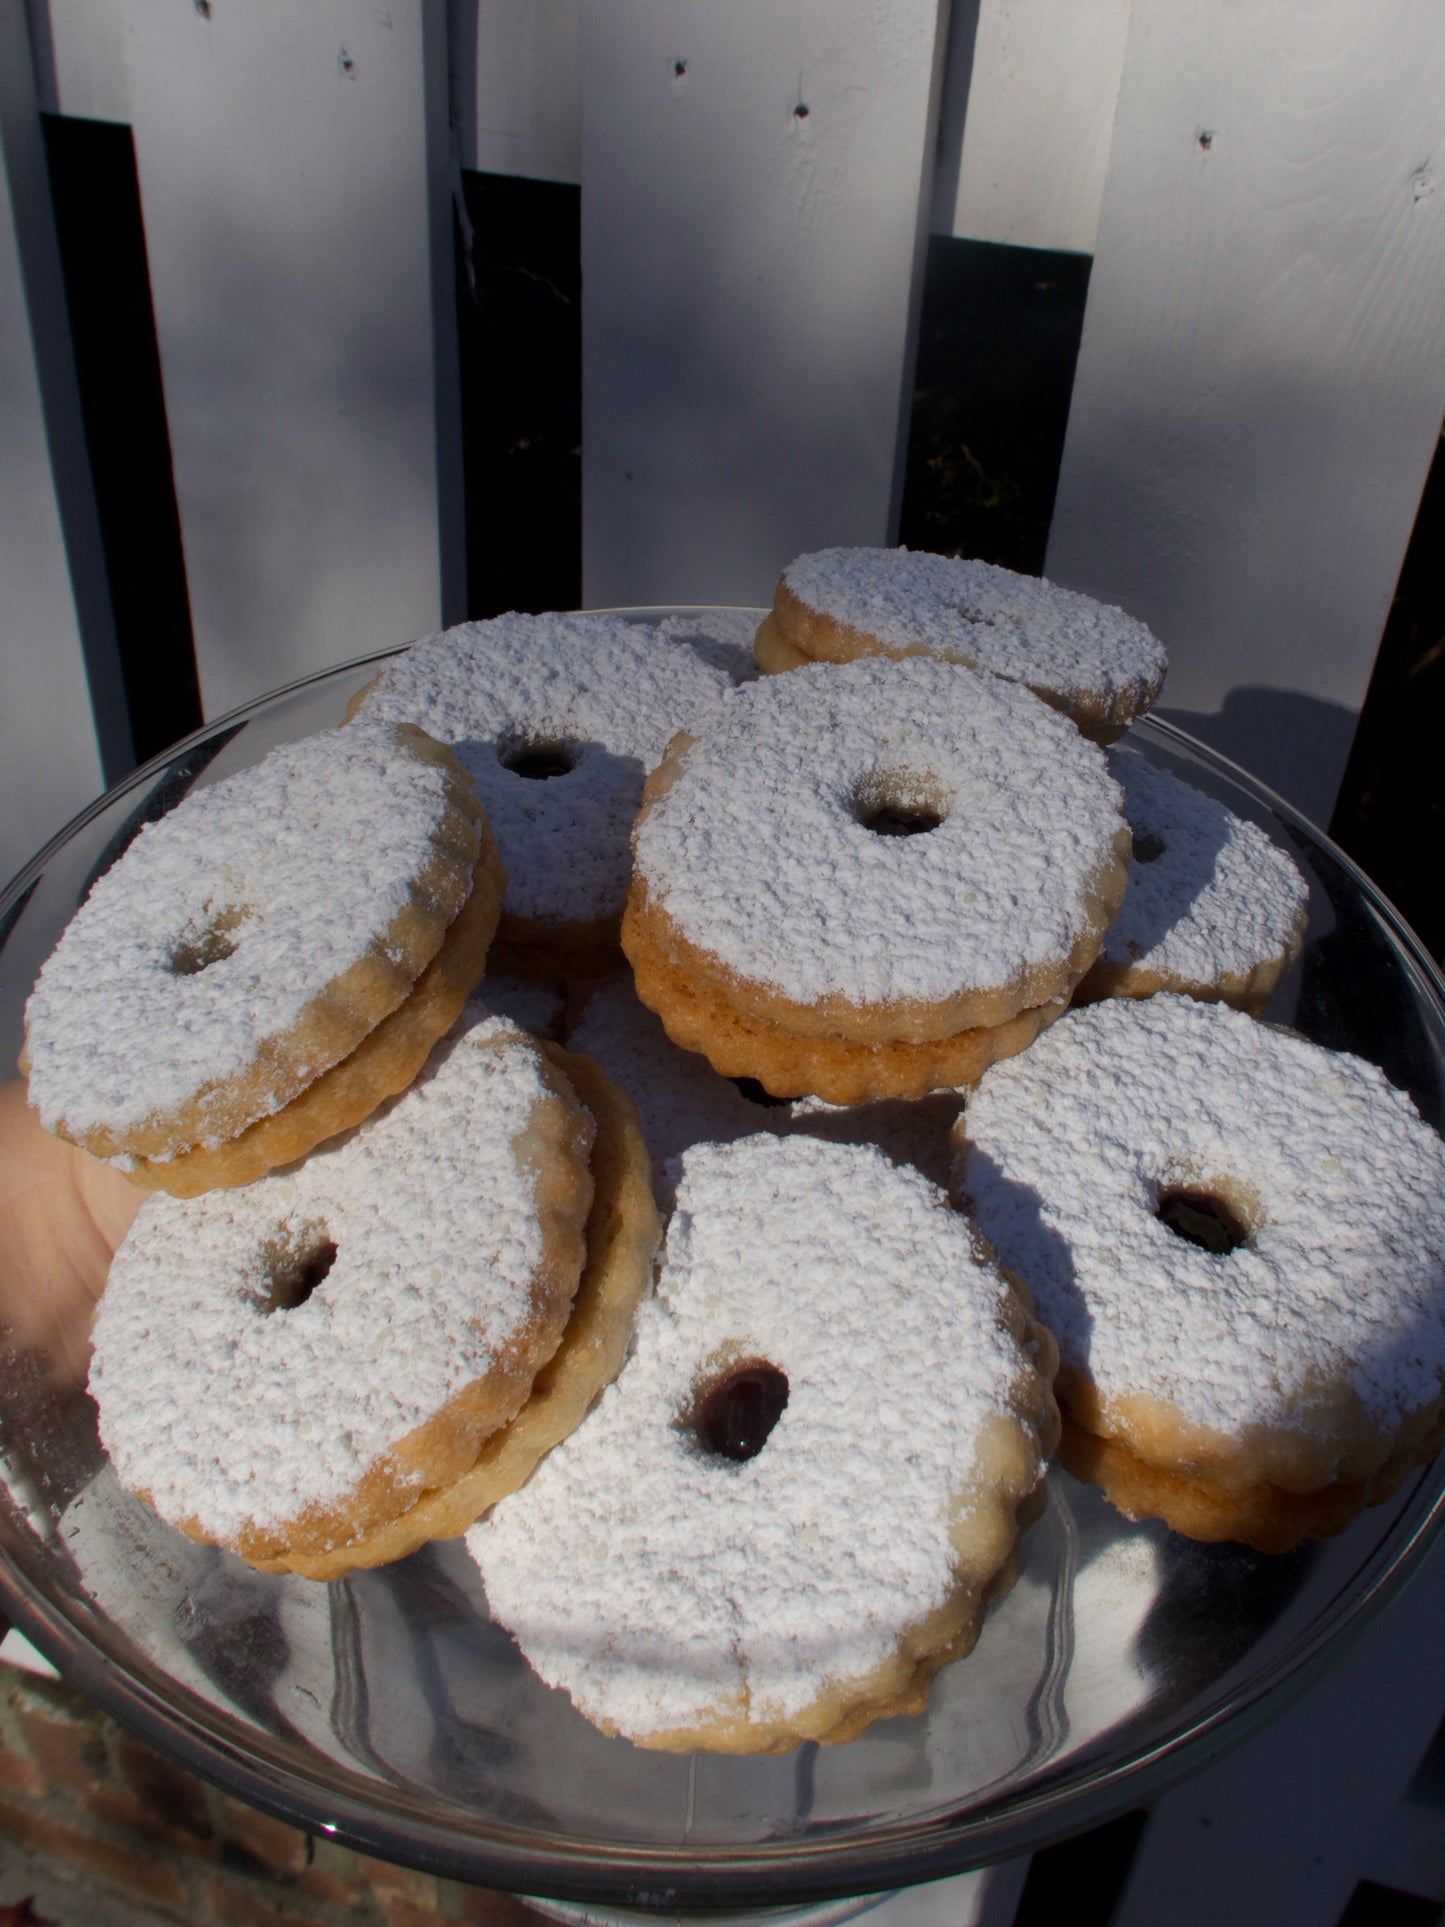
xmin=1 ymin=0 xmax=129 ymax=890
xmin=580 ymin=0 xmax=949 ymax=611
xmin=449 ymin=0 xmax=581 ymax=184
xmin=1113 ymin=1533 xmax=1445 ymax=1927
xmin=26 ymin=0 xmax=129 ymax=123
xmin=1046 ymin=0 xmax=1445 ymax=828
xmin=121 ymin=0 xmax=464 ymax=721
xmin=932 ymin=0 xmax=1132 ymax=255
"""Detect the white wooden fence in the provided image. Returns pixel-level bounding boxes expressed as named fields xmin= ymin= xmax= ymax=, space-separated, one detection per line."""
xmin=4 ymin=2 xmax=1445 ymax=1920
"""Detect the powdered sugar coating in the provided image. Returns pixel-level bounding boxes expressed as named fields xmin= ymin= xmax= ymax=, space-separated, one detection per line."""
xmin=784 ymin=548 xmax=1166 ymax=713
xmin=632 ymin=655 xmax=1128 ymax=1008
xmin=957 ymin=996 xmax=1445 ymax=1445
xmin=352 ymin=613 xmax=734 ymax=926
xmin=469 ymin=1134 xmax=1041 ymax=1742
xmin=24 ymin=722 xmax=468 ymax=1143
xmin=90 ymin=1017 xmax=576 ymax=1544
xmin=654 ymin=608 xmax=763 ymax=685
xmin=1089 ymin=751 xmax=1309 ymax=988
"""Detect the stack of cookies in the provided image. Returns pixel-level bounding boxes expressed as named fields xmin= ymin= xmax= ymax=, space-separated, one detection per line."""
xmin=18 ymin=554 xmax=1445 ymax=1757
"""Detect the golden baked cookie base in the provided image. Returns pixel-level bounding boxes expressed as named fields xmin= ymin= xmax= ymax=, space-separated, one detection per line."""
xmin=171 ymin=1037 xmax=600 ymax=1572
xmin=752 ymin=613 xmax=814 ymax=675
xmin=1058 ymin=1366 xmax=1445 ymax=1501
xmin=1071 ymin=916 xmax=1309 ymax=1017
xmin=755 ymin=580 xmax=1159 ymax=745
xmin=44 ymin=725 xmax=489 ymax=1164
xmin=628 ymin=739 xmax=1131 ymax=1040
xmin=624 ymin=895 xmax=1069 ymax=1103
xmin=257 ymin=1045 xmax=660 ymax=1580
xmin=1057 ymin=1407 xmax=1445 ymax=1556
xmin=123 ymin=823 xmax=506 ymax=1196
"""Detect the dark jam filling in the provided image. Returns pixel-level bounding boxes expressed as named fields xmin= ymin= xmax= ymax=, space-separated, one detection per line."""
xmin=1133 ymin=831 xmax=1167 ymax=864
xmin=695 ymin=1360 xmax=790 ymax=1462
xmin=1156 ymin=1188 xmax=1249 ymax=1255
xmin=268 ymin=1239 xmax=338 ymax=1312
xmin=861 ymin=805 xmax=943 ymax=838
xmin=168 ymin=916 xmax=241 ymax=976
xmin=503 ymin=744 xmax=575 ymax=781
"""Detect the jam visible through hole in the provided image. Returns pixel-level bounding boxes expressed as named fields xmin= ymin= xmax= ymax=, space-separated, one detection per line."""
xmin=502 ymin=741 xmax=576 ymax=782
xmin=1156 ymin=1187 xmax=1250 ymax=1255
xmin=695 ymin=1359 xmax=790 ymax=1462
xmin=1133 ymin=831 xmax=1167 ymax=864
xmin=168 ymin=907 xmax=245 ymax=976
xmin=862 ymin=804 xmax=943 ymax=837
xmin=267 ymin=1239 xmax=338 ymax=1313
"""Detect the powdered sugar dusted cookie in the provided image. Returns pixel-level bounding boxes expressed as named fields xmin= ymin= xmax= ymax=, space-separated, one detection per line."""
xmin=89 ymin=1017 xmax=620 ymax=1574
xmin=262 ymin=1039 xmax=660 ymax=1581
xmin=955 ymin=995 xmax=1445 ymax=1552
xmin=469 ymin=1134 xmax=1058 ymax=1752
xmin=23 ymin=721 xmax=502 ymax=1193
xmin=348 ymin=612 xmax=734 ymax=977
xmin=755 ymin=547 xmax=1167 ymax=741
xmin=1073 ymin=751 xmax=1309 ymax=1013
xmin=624 ymin=654 xmax=1130 ymax=1102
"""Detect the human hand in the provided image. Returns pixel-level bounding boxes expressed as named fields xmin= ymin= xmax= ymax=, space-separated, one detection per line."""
xmin=0 ymin=1082 xmax=141 ymax=1385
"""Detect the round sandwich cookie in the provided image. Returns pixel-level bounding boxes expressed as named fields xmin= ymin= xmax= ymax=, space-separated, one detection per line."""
xmin=754 ymin=546 xmax=1167 ymax=742
xmin=347 ymin=611 xmax=737 ymax=977
xmin=89 ymin=1016 xmax=658 ymax=1577
xmin=623 ymin=654 xmax=1130 ymax=1103
xmin=954 ymin=994 xmax=1445 ymax=1553
xmin=469 ymin=1133 xmax=1059 ymax=1752
xmin=23 ymin=720 xmax=503 ymax=1195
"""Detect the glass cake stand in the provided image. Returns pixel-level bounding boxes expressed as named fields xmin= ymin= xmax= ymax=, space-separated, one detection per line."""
xmin=3 ymin=611 xmax=1445 ymax=1915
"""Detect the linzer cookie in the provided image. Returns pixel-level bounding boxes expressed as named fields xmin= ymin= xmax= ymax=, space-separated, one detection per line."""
xmin=623 ymin=655 xmax=1131 ymax=1103
xmin=755 ymin=546 xmax=1167 ymax=742
xmin=954 ymin=995 xmax=1445 ymax=1553
xmin=22 ymin=721 xmax=503 ymax=1195
xmin=1073 ymin=750 xmax=1309 ymax=1013
xmin=88 ymin=1016 xmax=658 ymax=1577
xmin=347 ymin=612 xmax=738 ymax=978
xmin=468 ymin=1134 xmax=1059 ymax=1752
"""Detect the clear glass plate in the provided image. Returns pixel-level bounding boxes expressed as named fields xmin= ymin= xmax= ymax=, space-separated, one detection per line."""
xmin=2 ymin=612 xmax=1444 ymax=1913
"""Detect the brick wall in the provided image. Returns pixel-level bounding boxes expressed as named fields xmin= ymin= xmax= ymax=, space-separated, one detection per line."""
xmin=0 ymin=1666 xmax=537 ymax=1925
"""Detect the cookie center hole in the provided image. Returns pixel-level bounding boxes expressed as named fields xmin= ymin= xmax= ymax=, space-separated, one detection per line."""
xmin=1156 ymin=1187 xmax=1250 ymax=1255
xmin=862 ymin=804 xmax=943 ymax=837
xmin=853 ymin=771 xmax=948 ymax=839
xmin=267 ymin=1237 xmax=337 ymax=1313
xmin=168 ymin=907 xmax=245 ymax=976
xmin=694 ymin=1359 xmax=790 ymax=1462
xmin=1133 ymin=831 xmax=1167 ymax=864
xmin=730 ymin=1076 xmax=791 ymax=1109
xmin=501 ymin=740 xmax=576 ymax=782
